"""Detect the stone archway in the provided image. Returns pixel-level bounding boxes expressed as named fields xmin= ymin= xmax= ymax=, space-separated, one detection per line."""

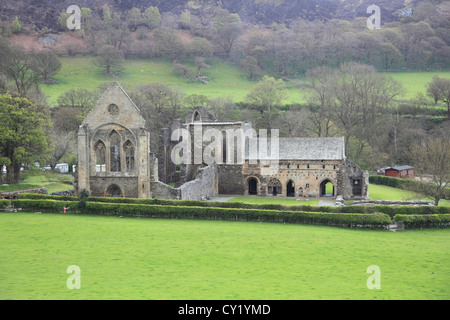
xmin=286 ymin=180 xmax=295 ymax=197
xmin=320 ymin=179 xmax=334 ymax=197
xmin=106 ymin=184 xmax=123 ymax=197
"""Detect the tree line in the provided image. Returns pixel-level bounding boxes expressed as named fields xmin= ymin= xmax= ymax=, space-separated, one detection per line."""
xmin=43 ymin=1 xmax=449 ymax=76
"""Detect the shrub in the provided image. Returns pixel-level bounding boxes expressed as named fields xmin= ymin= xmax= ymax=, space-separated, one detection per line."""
xmin=0 ymin=199 xmax=10 ymax=208
xmin=11 ymin=199 xmax=392 ymax=229
xmin=393 ymin=214 xmax=450 ymax=229
xmin=16 ymin=193 xmax=450 ymax=217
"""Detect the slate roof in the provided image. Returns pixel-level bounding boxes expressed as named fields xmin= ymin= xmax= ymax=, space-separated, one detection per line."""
xmin=245 ymin=137 xmax=345 ymax=161
xmin=390 ymin=165 xmax=414 ymax=171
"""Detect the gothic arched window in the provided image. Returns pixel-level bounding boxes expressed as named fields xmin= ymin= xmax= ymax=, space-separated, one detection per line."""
xmin=109 ymin=131 xmax=121 ymax=172
xmin=94 ymin=140 xmax=106 ymax=172
xmin=124 ymin=140 xmax=135 ymax=172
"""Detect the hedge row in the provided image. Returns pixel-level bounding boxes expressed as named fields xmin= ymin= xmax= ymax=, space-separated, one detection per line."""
xmin=17 ymin=193 xmax=450 ymax=217
xmin=12 ymin=199 xmax=392 ymax=229
xmin=369 ymin=175 xmax=450 ymax=200
xmin=0 ymin=199 xmax=9 ymax=208
xmin=393 ymin=214 xmax=450 ymax=229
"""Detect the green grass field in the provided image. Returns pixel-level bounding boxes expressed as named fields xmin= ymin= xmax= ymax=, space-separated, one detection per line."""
xmin=40 ymin=57 xmax=306 ymax=106
xmin=386 ymin=71 xmax=450 ymax=100
xmin=367 ymin=184 xmax=450 ymax=207
xmin=0 ymin=173 xmax=74 ymax=194
xmin=0 ymin=212 xmax=448 ymax=300
xmin=40 ymin=56 xmax=449 ymax=107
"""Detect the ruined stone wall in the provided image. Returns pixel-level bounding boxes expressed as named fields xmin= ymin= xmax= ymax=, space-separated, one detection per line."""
xmin=150 ymin=181 xmax=181 ymax=200
xmin=89 ymin=176 xmax=138 ymax=198
xmin=151 ymin=165 xmax=218 ymax=200
xmin=180 ymin=165 xmax=218 ymax=200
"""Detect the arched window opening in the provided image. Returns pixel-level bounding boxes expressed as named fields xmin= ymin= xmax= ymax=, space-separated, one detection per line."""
xmin=109 ymin=131 xmax=121 ymax=172
xmin=94 ymin=140 xmax=106 ymax=172
xmin=267 ymin=178 xmax=282 ymax=196
xmin=286 ymin=180 xmax=295 ymax=197
xmin=124 ymin=140 xmax=135 ymax=172
xmin=106 ymin=184 xmax=122 ymax=197
xmin=193 ymin=111 xmax=201 ymax=122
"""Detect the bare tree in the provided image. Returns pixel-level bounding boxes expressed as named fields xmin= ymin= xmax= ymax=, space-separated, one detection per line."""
xmin=32 ymin=50 xmax=62 ymax=83
xmin=0 ymin=43 xmax=43 ymax=97
xmin=96 ymin=45 xmax=124 ymax=74
xmin=305 ymin=66 xmax=335 ymax=137
xmin=427 ymin=75 xmax=450 ymax=117
xmin=407 ymin=135 xmax=450 ymax=206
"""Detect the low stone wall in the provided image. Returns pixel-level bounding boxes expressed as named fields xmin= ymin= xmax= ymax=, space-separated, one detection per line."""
xmin=346 ymin=200 xmax=434 ymax=206
xmin=0 ymin=187 xmax=48 ymax=199
xmin=150 ymin=165 xmax=218 ymax=201
xmin=150 ymin=181 xmax=181 ymax=200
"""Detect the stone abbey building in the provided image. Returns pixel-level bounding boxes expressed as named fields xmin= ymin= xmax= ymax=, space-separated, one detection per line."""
xmin=76 ymin=82 xmax=368 ymax=200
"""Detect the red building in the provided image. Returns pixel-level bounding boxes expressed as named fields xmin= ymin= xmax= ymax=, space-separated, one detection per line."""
xmin=385 ymin=165 xmax=415 ymax=179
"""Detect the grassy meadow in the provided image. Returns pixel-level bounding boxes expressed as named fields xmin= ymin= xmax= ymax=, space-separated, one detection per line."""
xmin=0 ymin=172 xmax=74 ymax=194
xmin=0 ymin=212 xmax=448 ymax=300
xmin=41 ymin=56 xmax=307 ymax=106
xmin=39 ymin=56 xmax=450 ymax=107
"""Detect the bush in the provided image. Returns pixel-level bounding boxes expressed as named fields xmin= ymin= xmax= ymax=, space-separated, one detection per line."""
xmin=393 ymin=214 xmax=450 ymax=229
xmin=11 ymin=199 xmax=392 ymax=229
xmin=0 ymin=199 xmax=10 ymax=208
xmin=16 ymin=193 xmax=450 ymax=217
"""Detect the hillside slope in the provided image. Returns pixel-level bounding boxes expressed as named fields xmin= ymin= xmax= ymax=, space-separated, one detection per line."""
xmin=0 ymin=0 xmax=419 ymax=30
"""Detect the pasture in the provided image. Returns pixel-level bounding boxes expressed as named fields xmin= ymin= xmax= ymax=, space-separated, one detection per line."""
xmin=39 ymin=56 xmax=450 ymax=107
xmin=0 ymin=212 xmax=448 ymax=300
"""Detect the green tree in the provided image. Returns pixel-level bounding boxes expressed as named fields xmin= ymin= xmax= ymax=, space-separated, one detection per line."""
xmin=12 ymin=16 xmax=21 ymax=34
xmin=245 ymin=75 xmax=287 ymax=130
xmin=144 ymin=6 xmax=161 ymax=29
xmin=127 ymin=7 xmax=143 ymax=30
xmin=0 ymin=94 xmax=51 ymax=184
xmin=240 ymin=55 xmax=260 ymax=80
xmin=58 ymin=12 xmax=70 ymax=30
xmin=213 ymin=9 xmax=243 ymax=58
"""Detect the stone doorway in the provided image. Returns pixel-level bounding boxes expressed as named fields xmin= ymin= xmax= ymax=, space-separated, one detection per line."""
xmin=286 ymin=180 xmax=295 ymax=197
xmin=320 ymin=180 xmax=334 ymax=197
xmin=248 ymin=177 xmax=258 ymax=195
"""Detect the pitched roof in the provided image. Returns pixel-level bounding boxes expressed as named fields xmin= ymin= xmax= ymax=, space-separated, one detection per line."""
xmin=390 ymin=165 xmax=414 ymax=171
xmin=245 ymin=137 xmax=345 ymax=160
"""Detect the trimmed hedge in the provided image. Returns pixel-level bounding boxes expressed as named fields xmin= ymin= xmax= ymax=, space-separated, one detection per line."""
xmin=393 ymin=214 xmax=450 ymax=229
xmin=12 ymin=199 xmax=392 ymax=229
xmin=16 ymin=193 xmax=450 ymax=217
xmin=0 ymin=199 xmax=10 ymax=208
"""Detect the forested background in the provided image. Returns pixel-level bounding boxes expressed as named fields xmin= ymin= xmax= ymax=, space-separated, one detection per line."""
xmin=0 ymin=0 xmax=449 ymax=186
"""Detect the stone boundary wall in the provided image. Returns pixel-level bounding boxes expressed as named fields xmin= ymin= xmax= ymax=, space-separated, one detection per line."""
xmin=0 ymin=187 xmax=47 ymax=199
xmin=346 ymin=200 xmax=434 ymax=206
